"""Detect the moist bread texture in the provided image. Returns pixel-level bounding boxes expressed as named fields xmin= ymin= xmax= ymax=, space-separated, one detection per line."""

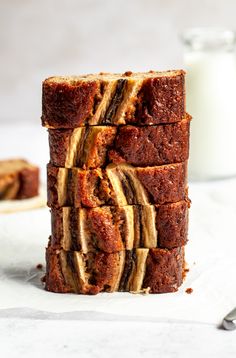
xmin=0 ymin=159 xmax=39 ymax=200
xmin=48 ymin=115 xmax=190 ymax=169
xmin=50 ymin=200 xmax=190 ymax=252
xmin=42 ymin=70 xmax=185 ymax=128
xmin=47 ymin=162 xmax=188 ymax=208
xmin=45 ymin=245 xmax=185 ymax=294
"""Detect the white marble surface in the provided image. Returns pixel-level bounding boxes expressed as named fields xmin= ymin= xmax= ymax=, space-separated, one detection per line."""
xmin=0 ymin=125 xmax=236 ymax=357
xmin=1 ymin=317 xmax=235 ymax=358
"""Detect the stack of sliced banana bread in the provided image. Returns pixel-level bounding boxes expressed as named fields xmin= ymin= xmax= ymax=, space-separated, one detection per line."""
xmin=41 ymin=70 xmax=191 ymax=295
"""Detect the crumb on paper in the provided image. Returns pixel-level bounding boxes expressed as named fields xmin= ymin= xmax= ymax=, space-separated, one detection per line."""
xmin=123 ymin=71 xmax=132 ymax=76
xmin=36 ymin=263 xmax=43 ymax=270
xmin=185 ymin=288 xmax=193 ymax=294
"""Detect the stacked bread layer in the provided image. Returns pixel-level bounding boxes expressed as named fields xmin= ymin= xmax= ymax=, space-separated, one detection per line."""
xmin=47 ymin=162 xmax=188 ymax=208
xmin=46 ymin=245 xmax=184 ymax=294
xmin=50 ymin=201 xmax=189 ymax=252
xmin=42 ymin=71 xmax=185 ymax=128
xmin=42 ymin=70 xmax=190 ymax=294
xmin=48 ymin=115 xmax=190 ymax=168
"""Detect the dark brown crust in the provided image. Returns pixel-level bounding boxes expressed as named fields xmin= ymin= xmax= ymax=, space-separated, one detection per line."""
xmin=47 ymin=162 xmax=188 ymax=208
xmin=48 ymin=128 xmax=72 ymax=168
xmin=50 ymin=200 xmax=189 ymax=252
xmin=45 ymin=246 xmax=185 ymax=294
xmin=156 ymin=200 xmax=189 ymax=249
xmin=0 ymin=160 xmax=39 ymax=200
xmin=42 ymin=71 xmax=185 ymax=128
xmin=47 ymin=165 xmax=60 ymax=207
xmin=143 ymin=247 xmax=184 ymax=293
xmin=134 ymin=74 xmax=185 ymax=125
xmin=45 ymin=248 xmax=72 ymax=293
xmin=136 ymin=163 xmax=187 ymax=205
xmin=48 ymin=116 xmax=190 ymax=168
xmin=111 ymin=117 xmax=190 ymax=167
xmin=42 ymin=80 xmax=100 ymax=128
xmin=50 ymin=208 xmax=63 ymax=246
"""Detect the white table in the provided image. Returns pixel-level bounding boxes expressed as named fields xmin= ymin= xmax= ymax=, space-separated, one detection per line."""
xmin=0 ymin=124 xmax=236 ymax=358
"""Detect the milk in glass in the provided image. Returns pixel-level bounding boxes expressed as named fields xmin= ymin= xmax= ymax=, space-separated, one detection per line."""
xmin=182 ymin=28 xmax=236 ymax=180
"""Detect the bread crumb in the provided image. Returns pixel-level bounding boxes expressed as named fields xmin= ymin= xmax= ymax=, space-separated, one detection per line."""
xmin=123 ymin=71 xmax=132 ymax=76
xmin=36 ymin=263 xmax=43 ymax=270
xmin=185 ymin=288 xmax=193 ymax=294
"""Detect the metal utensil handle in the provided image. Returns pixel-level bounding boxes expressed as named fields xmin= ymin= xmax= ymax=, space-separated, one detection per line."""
xmin=222 ymin=307 xmax=236 ymax=331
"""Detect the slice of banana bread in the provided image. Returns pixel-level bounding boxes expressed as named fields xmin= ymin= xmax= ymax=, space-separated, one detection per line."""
xmin=47 ymin=162 xmax=188 ymax=208
xmin=50 ymin=200 xmax=190 ymax=252
xmin=45 ymin=245 xmax=185 ymax=294
xmin=0 ymin=159 xmax=39 ymax=200
xmin=48 ymin=115 xmax=190 ymax=169
xmin=42 ymin=70 xmax=185 ymax=128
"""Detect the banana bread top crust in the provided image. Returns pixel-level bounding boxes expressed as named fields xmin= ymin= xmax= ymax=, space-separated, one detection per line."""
xmin=42 ymin=70 xmax=185 ymax=128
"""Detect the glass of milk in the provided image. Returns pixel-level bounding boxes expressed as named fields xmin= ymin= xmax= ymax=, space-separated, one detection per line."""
xmin=182 ymin=28 xmax=236 ymax=180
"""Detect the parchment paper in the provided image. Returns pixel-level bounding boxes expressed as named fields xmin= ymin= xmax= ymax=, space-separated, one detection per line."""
xmin=0 ymin=179 xmax=236 ymax=325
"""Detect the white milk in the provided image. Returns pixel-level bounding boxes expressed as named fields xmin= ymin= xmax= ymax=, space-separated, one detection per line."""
xmin=183 ymin=29 xmax=236 ymax=180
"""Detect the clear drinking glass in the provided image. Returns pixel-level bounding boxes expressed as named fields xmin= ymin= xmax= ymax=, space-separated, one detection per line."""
xmin=182 ymin=28 xmax=236 ymax=180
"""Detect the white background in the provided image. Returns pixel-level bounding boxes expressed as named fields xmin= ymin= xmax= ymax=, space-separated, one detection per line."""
xmin=1 ymin=0 xmax=236 ymax=125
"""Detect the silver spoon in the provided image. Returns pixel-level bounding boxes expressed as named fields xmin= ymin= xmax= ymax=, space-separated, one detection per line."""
xmin=222 ymin=307 xmax=236 ymax=330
